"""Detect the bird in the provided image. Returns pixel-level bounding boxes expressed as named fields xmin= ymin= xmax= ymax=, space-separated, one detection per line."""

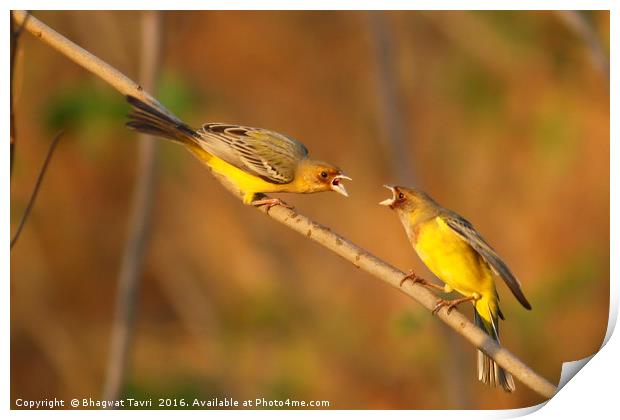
xmin=125 ymin=96 xmax=351 ymax=207
xmin=379 ymin=185 xmax=531 ymax=392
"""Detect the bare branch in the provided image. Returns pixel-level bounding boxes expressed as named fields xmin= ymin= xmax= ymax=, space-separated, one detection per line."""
xmin=10 ymin=131 xmax=63 ymax=250
xmin=102 ymin=11 xmax=162 ymax=403
xmin=10 ymin=10 xmax=31 ymax=177
xmin=11 ymin=10 xmax=558 ymax=399
xmin=11 ymin=11 xmax=176 ymax=122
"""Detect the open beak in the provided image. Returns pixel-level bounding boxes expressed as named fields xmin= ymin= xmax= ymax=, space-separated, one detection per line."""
xmin=331 ymin=175 xmax=352 ymax=197
xmin=379 ymin=185 xmax=396 ymax=207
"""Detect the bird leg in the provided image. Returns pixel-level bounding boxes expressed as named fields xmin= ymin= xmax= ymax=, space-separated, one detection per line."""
xmin=251 ymin=197 xmax=294 ymax=211
xmin=400 ymin=270 xmax=446 ymax=292
xmin=432 ymin=295 xmax=478 ymax=315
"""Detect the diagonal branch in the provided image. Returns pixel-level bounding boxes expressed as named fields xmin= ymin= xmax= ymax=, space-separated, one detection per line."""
xmin=10 ymin=10 xmax=31 ymax=177
xmin=11 ymin=10 xmax=558 ymax=400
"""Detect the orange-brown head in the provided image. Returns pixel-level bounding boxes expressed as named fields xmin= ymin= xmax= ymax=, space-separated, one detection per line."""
xmin=379 ymin=185 xmax=440 ymax=224
xmin=294 ymin=160 xmax=351 ymax=196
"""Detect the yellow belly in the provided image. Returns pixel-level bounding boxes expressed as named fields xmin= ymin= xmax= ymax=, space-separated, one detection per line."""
xmin=186 ymin=143 xmax=289 ymax=204
xmin=413 ymin=217 xmax=494 ymax=299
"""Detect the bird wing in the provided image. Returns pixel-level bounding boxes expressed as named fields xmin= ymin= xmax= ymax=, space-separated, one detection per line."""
xmin=443 ymin=211 xmax=532 ymax=310
xmin=195 ymin=123 xmax=308 ymax=184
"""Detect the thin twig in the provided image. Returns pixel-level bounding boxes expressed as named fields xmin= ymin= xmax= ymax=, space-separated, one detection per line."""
xmin=10 ymin=131 xmax=63 ymax=250
xmin=367 ymin=12 xmax=414 ymax=183
xmin=102 ymin=11 xmax=161 ymax=403
xmin=10 ymin=11 xmax=31 ymax=177
xmin=556 ymin=11 xmax=609 ymax=81
xmin=11 ymin=10 xmax=558 ymax=399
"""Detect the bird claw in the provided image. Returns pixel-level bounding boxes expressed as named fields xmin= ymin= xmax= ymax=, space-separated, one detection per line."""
xmin=401 ymin=271 xmax=446 ymax=294
xmin=431 ymin=296 xmax=476 ymax=315
xmin=432 ymin=299 xmax=459 ymax=315
xmin=251 ymin=197 xmax=294 ymax=212
xmin=400 ymin=270 xmax=422 ymax=287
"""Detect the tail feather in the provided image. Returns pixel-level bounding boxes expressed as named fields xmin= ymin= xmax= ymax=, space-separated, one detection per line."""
xmin=474 ymin=305 xmax=515 ymax=392
xmin=125 ymin=96 xmax=197 ymax=143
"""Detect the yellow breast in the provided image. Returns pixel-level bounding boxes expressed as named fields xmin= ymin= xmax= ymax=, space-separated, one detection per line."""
xmin=413 ymin=216 xmax=494 ymax=298
xmin=186 ymin=143 xmax=291 ymax=204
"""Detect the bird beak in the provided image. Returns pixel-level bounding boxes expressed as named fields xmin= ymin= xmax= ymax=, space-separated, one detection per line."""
xmin=379 ymin=185 xmax=396 ymax=207
xmin=331 ymin=175 xmax=352 ymax=197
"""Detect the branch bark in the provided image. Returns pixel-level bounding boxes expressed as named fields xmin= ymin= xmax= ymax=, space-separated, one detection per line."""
xmin=11 ymin=10 xmax=558 ymax=400
xmin=10 ymin=11 xmax=30 ymax=177
xmin=102 ymin=11 xmax=161 ymax=402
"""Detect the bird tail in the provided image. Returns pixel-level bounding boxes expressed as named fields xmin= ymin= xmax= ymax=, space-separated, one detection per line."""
xmin=125 ymin=96 xmax=198 ymax=144
xmin=474 ymin=298 xmax=515 ymax=392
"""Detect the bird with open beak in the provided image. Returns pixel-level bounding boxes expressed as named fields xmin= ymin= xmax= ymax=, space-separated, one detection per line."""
xmin=126 ymin=96 xmax=351 ymax=207
xmin=380 ymin=185 xmax=531 ymax=392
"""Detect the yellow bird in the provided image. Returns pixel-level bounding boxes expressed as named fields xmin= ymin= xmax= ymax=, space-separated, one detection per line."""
xmin=380 ymin=185 xmax=531 ymax=392
xmin=125 ymin=96 xmax=351 ymax=207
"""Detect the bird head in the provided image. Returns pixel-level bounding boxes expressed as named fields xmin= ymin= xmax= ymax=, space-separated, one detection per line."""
xmin=379 ymin=185 xmax=434 ymax=213
xmin=297 ymin=160 xmax=352 ymax=197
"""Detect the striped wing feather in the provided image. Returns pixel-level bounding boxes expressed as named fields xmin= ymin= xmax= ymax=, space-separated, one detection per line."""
xmin=195 ymin=124 xmax=308 ymax=184
xmin=443 ymin=211 xmax=532 ymax=310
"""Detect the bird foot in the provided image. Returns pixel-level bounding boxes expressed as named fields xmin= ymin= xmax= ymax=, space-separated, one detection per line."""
xmin=251 ymin=197 xmax=294 ymax=212
xmin=431 ymin=296 xmax=476 ymax=315
xmin=400 ymin=270 xmax=423 ymax=287
xmin=400 ymin=270 xmax=445 ymax=292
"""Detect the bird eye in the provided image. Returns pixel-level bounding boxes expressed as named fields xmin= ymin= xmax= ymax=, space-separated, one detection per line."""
xmin=398 ymin=192 xmax=405 ymax=200
xmin=320 ymin=171 xmax=328 ymax=178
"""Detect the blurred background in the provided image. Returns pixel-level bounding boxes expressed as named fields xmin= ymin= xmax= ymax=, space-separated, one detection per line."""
xmin=10 ymin=11 xmax=609 ymax=409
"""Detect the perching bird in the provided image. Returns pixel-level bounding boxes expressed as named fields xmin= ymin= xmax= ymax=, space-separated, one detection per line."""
xmin=380 ymin=185 xmax=531 ymax=392
xmin=125 ymin=96 xmax=351 ymax=207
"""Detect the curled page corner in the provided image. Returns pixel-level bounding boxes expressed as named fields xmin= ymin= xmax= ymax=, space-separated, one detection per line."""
xmin=490 ymin=357 xmax=593 ymax=418
xmin=496 ymin=293 xmax=616 ymax=417
xmin=550 ymin=277 xmax=619 ymax=394
xmin=511 ymin=354 xmax=602 ymax=418
xmin=557 ymin=355 xmax=594 ymax=391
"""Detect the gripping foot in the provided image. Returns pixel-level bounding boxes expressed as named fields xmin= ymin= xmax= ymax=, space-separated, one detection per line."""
xmin=431 ymin=295 xmax=478 ymax=315
xmin=251 ymin=197 xmax=294 ymax=212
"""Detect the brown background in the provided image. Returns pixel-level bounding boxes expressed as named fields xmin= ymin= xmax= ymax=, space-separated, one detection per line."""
xmin=10 ymin=11 xmax=609 ymax=409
